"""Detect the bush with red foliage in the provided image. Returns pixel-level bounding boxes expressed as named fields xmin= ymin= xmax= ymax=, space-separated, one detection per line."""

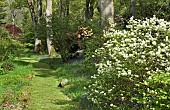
xmin=1 ymin=24 xmax=22 ymax=36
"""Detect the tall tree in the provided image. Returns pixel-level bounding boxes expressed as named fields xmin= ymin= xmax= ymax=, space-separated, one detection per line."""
xmin=57 ymin=0 xmax=62 ymax=16
xmin=6 ymin=0 xmax=28 ymax=27
xmin=34 ymin=0 xmax=42 ymax=53
xmin=85 ymin=0 xmax=95 ymax=20
xmin=27 ymin=0 xmax=37 ymax=32
xmin=8 ymin=1 xmax=16 ymax=25
xmin=38 ymin=0 xmax=42 ymax=22
xmin=46 ymin=0 xmax=53 ymax=55
xmin=85 ymin=0 xmax=90 ymax=20
xmin=57 ymin=0 xmax=70 ymax=17
xmin=27 ymin=0 xmax=38 ymax=52
xmin=99 ymin=0 xmax=114 ymax=28
xmin=65 ymin=0 xmax=70 ymax=16
xmin=130 ymin=0 xmax=136 ymax=18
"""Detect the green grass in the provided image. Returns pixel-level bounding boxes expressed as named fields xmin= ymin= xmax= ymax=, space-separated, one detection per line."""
xmin=27 ymin=57 xmax=91 ymax=110
xmin=0 ymin=48 xmax=93 ymax=109
xmin=55 ymin=62 xmax=88 ymax=100
xmin=0 ymin=59 xmax=33 ymax=109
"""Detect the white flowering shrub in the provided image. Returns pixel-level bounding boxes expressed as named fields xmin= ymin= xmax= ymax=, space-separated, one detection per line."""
xmin=87 ymin=16 xmax=170 ymax=109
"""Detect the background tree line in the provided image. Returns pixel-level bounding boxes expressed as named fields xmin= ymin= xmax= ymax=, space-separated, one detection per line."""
xmin=0 ymin=0 xmax=169 ymax=62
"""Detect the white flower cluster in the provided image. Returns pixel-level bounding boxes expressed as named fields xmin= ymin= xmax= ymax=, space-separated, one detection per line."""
xmin=87 ymin=16 xmax=170 ymax=109
xmin=97 ymin=16 xmax=170 ymax=77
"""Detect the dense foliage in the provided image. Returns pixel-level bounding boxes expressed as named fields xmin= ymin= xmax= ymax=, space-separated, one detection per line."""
xmin=0 ymin=28 xmax=23 ymax=62
xmin=52 ymin=17 xmax=79 ymax=62
xmin=0 ymin=27 xmax=20 ymax=61
xmin=137 ymin=0 xmax=170 ymax=20
xmin=87 ymin=16 xmax=170 ymax=109
xmin=1 ymin=0 xmax=170 ymax=109
xmin=0 ymin=0 xmax=6 ymax=23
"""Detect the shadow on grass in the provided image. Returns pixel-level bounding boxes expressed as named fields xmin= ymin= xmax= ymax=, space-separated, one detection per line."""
xmin=12 ymin=60 xmax=30 ymax=66
xmin=16 ymin=48 xmax=37 ymax=58
xmin=39 ymin=57 xmax=62 ymax=64
xmin=34 ymin=69 xmax=57 ymax=77
xmin=52 ymin=99 xmax=72 ymax=105
xmin=32 ymin=62 xmax=50 ymax=69
xmin=51 ymin=99 xmax=81 ymax=110
xmin=32 ymin=57 xmax=88 ymax=79
xmin=30 ymin=57 xmax=94 ymax=109
xmin=62 ymin=83 xmax=86 ymax=101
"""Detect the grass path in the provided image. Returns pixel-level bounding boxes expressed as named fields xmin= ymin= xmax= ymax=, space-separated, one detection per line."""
xmin=20 ymin=57 xmax=80 ymax=110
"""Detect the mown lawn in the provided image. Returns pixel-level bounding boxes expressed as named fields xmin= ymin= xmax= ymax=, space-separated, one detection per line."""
xmin=28 ymin=56 xmax=91 ymax=110
xmin=0 ymin=51 xmax=93 ymax=110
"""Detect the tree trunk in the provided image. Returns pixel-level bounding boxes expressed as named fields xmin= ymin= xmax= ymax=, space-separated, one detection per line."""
xmin=11 ymin=9 xmax=16 ymax=25
xmin=27 ymin=0 xmax=38 ymax=52
xmin=130 ymin=0 xmax=136 ymax=18
xmin=58 ymin=0 xmax=62 ymax=16
xmin=38 ymin=0 xmax=42 ymax=25
xmin=85 ymin=0 xmax=90 ymax=20
xmin=10 ymin=9 xmax=16 ymax=36
xmin=46 ymin=0 xmax=53 ymax=55
xmin=99 ymin=0 xmax=114 ymax=28
xmin=65 ymin=0 xmax=70 ymax=16
xmin=89 ymin=4 xmax=94 ymax=19
xmin=85 ymin=0 xmax=94 ymax=20
xmin=34 ymin=0 xmax=42 ymax=53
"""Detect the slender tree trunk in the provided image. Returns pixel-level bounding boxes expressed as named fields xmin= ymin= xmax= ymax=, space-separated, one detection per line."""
xmin=130 ymin=0 xmax=136 ymax=18
xmin=11 ymin=9 xmax=16 ymax=25
xmin=65 ymin=0 xmax=70 ymax=16
xmin=85 ymin=0 xmax=90 ymax=20
xmin=58 ymin=0 xmax=62 ymax=16
xmin=34 ymin=0 xmax=42 ymax=53
xmin=27 ymin=0 xmax=38 ymax=52
xmin=11 ymin=9 xmax=16 ymax=36
xmin=85 ymin=0 xmax=94 ymax=20
xmin=99 ymin=0 xmax=114 ymax=28
xmin=89 ymin=4 xmax=94 ymax=19
xmin=38 ymin=0 xmax=42 ymax=27
xmin=27 ymin=0 xmax=37 ymax=35
xmin=46 ymin=0 xmax=53 ymax=55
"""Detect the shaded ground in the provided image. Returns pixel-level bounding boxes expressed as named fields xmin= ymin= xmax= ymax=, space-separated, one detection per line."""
xmin=19 ymin=56 xmax=81 ymax=110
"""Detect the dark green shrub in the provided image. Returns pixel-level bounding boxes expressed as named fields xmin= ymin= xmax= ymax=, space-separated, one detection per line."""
xmin=52 ymin=16 xmax=80 ymax=62
xmin=137 ymin=0 xmax=170 ymax=20
xmin=0 ymin=38 xmax=22 ymax=61
xmin=22 ymin=31 xmax=34 ymax=49
xmin=0 ymin=27 xmax=12 ymax=61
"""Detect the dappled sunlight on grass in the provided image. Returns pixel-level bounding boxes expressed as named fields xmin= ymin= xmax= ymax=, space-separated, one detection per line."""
xmin=25 ymin=56 xmax=91 ymax=109
xmin=0 ymin=50 xmax=91 ymax=109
